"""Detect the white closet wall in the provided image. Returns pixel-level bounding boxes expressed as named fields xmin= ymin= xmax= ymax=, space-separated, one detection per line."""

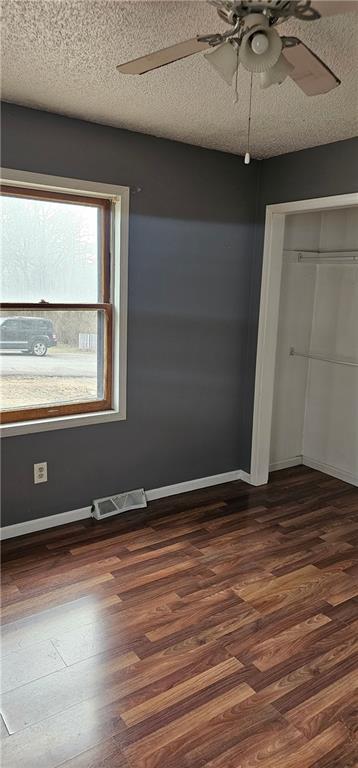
xmin=270 ymin=207 xmax=358 ymax=485
xmin=270 ymin=212 xmax=320 ymax=469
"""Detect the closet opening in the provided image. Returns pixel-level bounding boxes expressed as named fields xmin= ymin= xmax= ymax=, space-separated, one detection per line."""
xmin=250 ymin=193 xmax=358 ymax=487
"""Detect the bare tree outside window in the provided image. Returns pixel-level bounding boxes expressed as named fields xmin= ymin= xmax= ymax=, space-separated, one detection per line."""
xmin=1 ymin=196 xmax=98 ymax=303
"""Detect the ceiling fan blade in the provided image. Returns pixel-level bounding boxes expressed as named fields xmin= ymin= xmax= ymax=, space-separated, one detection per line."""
xmin=283 ymin=39 xmax=340 ymax=95
xmin=117 ymin=38 xmax=212 ymax=75
xmin=312 ymin=1 xmax=358 ymax=16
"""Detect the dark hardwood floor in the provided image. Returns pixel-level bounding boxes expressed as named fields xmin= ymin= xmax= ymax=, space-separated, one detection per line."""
xmin=1 ymin=466 xmax=358 ymax=768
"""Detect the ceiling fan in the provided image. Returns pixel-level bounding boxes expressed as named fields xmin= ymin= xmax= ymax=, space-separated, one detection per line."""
xmin=117 ymin=1 xmax=357 ymax=96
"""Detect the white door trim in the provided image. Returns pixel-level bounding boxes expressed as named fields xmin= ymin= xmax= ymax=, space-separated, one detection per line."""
xmin=250 ymin=192 xmax=358 ymax=486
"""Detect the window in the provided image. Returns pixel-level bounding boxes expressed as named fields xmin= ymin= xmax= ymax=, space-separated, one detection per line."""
xmin=0 ymin=173 xmax=128 ymax=433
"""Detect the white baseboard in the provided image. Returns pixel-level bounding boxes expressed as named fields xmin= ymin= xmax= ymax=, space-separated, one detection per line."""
xmin=146 ymin=469 xmax=244 ymax=501
xmin=238 ymin=470 xmax=253 ymax=485
xmin=8 ymin=458 xmax=354 ymax=541
xmin=0 ymin=506 xmax=92 ymax=540
xmin=302 ymin=456 xmax=358 ymax=487
xmin=268 ymin=455 xmax=358 ymax=487
xmin=269 ymin=456 xmax=303 ymax=472
xmin=1 ymin=469 xmax=248 ymax=540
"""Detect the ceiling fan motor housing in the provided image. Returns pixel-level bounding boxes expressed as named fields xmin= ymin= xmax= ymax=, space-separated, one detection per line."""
xmin=229 ymin=1 xmax=321 ymax=22
xmin=239 ymin=13 xmax=282 ymax=72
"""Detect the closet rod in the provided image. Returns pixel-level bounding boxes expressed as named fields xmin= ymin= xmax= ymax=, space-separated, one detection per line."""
xmin=284 ymin=250 xmax=358 ymax=263
xmin=290 ymin=347 xmax=358 ymax=368
xmin=297 ymin=254 xmax=358 ymax=264
xmin=285 ymin=249 xmax=358 ymax=254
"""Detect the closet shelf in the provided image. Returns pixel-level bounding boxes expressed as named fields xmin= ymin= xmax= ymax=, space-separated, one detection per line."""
xmin=290 ymin=347 xmax=358 ymax=368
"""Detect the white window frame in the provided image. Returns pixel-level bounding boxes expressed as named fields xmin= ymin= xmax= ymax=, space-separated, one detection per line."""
xmin=0 ymin=168 xmax=129 ymax=437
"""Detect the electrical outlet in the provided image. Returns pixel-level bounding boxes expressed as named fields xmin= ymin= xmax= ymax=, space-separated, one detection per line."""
xmin=34 ymin=462 xmax=47 ymax=484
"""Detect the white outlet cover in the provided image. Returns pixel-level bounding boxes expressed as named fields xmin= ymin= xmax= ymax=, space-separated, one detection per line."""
xmin=34 ymin=462 xmax=48 ymax=484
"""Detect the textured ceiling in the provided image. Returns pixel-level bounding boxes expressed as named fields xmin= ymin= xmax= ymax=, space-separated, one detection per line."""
xmin=1 ymin=1 xmax=358 ymax=158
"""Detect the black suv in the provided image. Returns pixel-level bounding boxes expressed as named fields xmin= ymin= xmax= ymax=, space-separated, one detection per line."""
xmin=0 ymin=317 xmax=57 ymax=356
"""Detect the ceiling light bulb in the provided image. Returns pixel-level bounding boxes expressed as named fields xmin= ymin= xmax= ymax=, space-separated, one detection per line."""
xmin=239 ymin=25 xmax=282 ymax=73
xmin=251 ymin=33 xmax=269 ymax=56
xmin=244 ymin=152 xmax=251 ymax=165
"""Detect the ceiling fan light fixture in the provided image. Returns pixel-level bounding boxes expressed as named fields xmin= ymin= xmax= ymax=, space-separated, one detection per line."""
xmin=204 ymin=41 xmax=238 ymax=85
xmin=239 ymin=26 xmax=282 ymax=73
xmin=260 ymin=53 xmax=294 ymax=88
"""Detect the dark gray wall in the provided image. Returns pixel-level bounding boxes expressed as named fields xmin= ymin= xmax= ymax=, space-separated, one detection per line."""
xmin=1 ymin=103 xmax=260 ymax=525
xmin=2 ymin=102 xmax=357 ymax=528
xmin=242 ymin=138 xmax=358 ymax=462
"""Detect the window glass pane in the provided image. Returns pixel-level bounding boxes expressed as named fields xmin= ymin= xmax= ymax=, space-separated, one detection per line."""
xmin=0 ymin=310 xmax=107 ymax=413
xmin=1 ymin=195 xmax=101 ymax=302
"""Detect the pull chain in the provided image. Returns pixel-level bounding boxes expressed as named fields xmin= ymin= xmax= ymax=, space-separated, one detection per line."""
xmin=244 ymin=73 xmax=253 ymax=165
